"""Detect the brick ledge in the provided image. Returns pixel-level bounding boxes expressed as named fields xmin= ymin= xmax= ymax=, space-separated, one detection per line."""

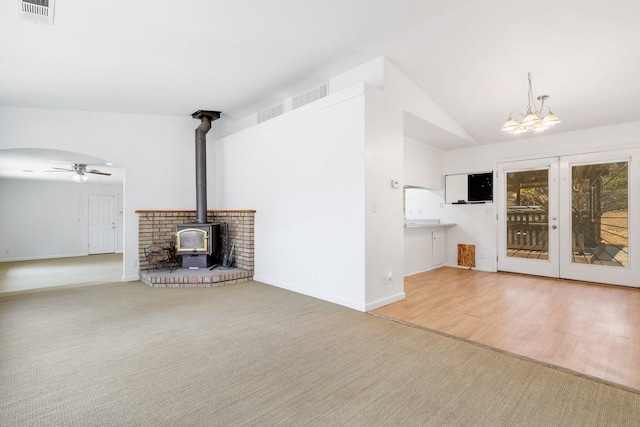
xmin=140 ymin=268 xmax=253 ymax=288
xmin=135 ymin=209 xmax=256 ymax=214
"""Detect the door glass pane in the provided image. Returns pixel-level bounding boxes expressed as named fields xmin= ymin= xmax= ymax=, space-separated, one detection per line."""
xmin=506 ymin=170 xmax=549 ymax=259
xmin=571 ymin=162 xmax=628 ymax=267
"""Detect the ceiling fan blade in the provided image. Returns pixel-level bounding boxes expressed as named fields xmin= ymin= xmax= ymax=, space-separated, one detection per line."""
xmin=48 ymin=167 xmax=74 ymax=172
xmin=87 ymin=170 xmax=112 ymax=176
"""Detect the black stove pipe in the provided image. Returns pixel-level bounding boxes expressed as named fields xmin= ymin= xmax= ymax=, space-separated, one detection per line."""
xmin=194 ymin=116 xmax=211 ymax=224
xmin=191 ymin=110 xmax=221 ymax=224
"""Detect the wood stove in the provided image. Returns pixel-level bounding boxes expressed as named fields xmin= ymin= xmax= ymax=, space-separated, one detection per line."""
xmin=176 ymin=223 xmax=221 ymax=269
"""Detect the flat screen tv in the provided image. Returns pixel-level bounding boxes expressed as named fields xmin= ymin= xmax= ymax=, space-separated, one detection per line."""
xmin=467 ymin=172 xmax=493 ymax=202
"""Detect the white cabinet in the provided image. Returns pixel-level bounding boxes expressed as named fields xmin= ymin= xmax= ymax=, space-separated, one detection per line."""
xmin=403 ymin=226 xmax=449 ymax=276
xmin=432 ymin=230 xmax=445 ymax=266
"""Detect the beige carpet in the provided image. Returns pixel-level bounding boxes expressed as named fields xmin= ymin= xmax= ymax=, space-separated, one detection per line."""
xmin=0 ymin=253 xmax=122 ymax=293
xmin=1 ymin=280 xmax=639 ymax=426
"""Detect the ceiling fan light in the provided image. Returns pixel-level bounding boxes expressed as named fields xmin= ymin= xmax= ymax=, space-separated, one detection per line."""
xmin=71 ymin=173 xmax=88 ymax=183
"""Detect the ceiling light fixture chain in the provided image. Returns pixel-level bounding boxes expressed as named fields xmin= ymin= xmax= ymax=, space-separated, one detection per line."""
xmin=502 ymin=72 xmax=561 ymax=135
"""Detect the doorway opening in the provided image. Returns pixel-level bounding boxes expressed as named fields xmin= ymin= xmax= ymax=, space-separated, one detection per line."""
xmin=0 ymin=148 xmax=125 ymax=292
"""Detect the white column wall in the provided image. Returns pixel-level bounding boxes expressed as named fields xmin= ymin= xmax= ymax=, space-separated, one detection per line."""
xmin=213 ymin=87 xmax=367 ymax=310
xmin=363 ymin=86 xmax=405 ymax=310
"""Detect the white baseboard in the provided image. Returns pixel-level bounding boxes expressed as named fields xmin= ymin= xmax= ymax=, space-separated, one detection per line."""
xmin=0 ymin=252 xmax=88 ymax=263
xmin=365 ymin=292 xmax=406 ymax=311
xmin=253 ymin=274 xmax=367 ymax=312
xmin=122 ymin=274 xmax=140 ymax=282
xmin=404 ymin=265 xmax=441 ymax=277
xmin=444 ymin=262 xmax=495 ymax=272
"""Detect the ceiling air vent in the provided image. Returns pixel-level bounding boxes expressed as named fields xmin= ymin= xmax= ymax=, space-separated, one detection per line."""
xmin=257 ymin=102 xmax=284 ymax=124
xmin=18 ymin=0 xmax=55 ymax=25
xmin=292 ymin=82 xmax=329 ymax=110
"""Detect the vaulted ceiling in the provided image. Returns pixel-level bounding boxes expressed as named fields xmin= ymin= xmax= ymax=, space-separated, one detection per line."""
xmin=2 ymin=0 xmax=639 ymax=148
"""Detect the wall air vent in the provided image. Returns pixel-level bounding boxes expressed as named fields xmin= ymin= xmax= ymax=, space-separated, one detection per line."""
xmin=257 ymin=102 xmax=284 ymax=124
xmin=18 ymin=0 xmax=55 ymax=25
xmin=292 ymin=82 xmax=329 ymax=110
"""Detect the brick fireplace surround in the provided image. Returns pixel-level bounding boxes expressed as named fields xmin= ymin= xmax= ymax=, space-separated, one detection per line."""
xmin=135 ymin=210 xmax=255 ymax=288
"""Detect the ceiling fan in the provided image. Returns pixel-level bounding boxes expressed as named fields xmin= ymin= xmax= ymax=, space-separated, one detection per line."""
xmin=47 ymin=163 xmax=112 ymax=182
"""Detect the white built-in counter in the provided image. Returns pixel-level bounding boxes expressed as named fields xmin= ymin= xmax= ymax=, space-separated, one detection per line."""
xmin=404 ymin=219 xmax=456 ymax=228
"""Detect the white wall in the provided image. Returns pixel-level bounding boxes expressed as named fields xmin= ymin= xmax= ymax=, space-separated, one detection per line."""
xmin=0 ymin=178 xmax=123 ymax=261
xmin=0 ymin=106 xmax=198 ymax=280
xmin=442 ymin=121 xmax=640 ymax=271
xmin=1 ymin=179 xmax=84 ymax=260
xmin=404 ymin=188 xmax=443 ymax=220
xmin=214 ymin=85 xmax=367 ymax=310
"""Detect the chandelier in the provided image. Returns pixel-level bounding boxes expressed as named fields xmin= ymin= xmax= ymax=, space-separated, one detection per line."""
xmin=501 ymin=73 xmax=561 ymax=135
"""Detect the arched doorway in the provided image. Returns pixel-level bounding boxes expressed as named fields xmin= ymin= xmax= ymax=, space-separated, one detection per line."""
xmin=0 ymin=148 xmax=125 ymax=293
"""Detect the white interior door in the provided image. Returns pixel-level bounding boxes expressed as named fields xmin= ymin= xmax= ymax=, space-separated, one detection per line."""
xmin=89 ymin=195 xmax=117 ymax=254
xmin=497 ymin=157 xmax=559 ymax=278
xmin=498 ymin=149 xmax=639 ymax=287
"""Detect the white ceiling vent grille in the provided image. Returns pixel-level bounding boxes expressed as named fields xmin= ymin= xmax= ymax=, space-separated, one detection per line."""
xmin=18 ymin=0 xmax=55 ymax=25
xmin=292 ymin=82 xmax=329 ymax=110
xmin=257 ymin=102 xmax=284 ymax=124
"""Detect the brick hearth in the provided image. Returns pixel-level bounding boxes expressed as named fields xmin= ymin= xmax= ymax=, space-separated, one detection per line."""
xmin=136 ymin=210 xmax=255 ymax=288
xmin=139 ymin=267 xmax=253 ymax=288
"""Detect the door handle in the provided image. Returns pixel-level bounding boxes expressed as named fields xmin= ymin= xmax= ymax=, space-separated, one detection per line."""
xmin=551 ymin=225 xmax=558 ymax=229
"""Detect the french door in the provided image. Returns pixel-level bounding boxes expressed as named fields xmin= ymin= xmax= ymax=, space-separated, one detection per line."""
xmin=498 ymin=157 xmax=559 ymax=278
xmin=497 ymin=149 xmax=639 ymax=287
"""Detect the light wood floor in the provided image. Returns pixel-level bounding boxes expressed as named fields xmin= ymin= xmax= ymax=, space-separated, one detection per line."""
xmin=373 ymin=267 xmax=640 ymax=392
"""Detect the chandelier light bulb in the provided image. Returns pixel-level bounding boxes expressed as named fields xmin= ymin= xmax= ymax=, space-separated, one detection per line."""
xmin=542 ymin=112 xmax=561 ymax=126
xmin=521 ymin=113 xmax=541 ymax=127
xmin=532 ymin=122 xmax=548 ymax=132
xmin=501 ymin=118 xmax=520 ymax=132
